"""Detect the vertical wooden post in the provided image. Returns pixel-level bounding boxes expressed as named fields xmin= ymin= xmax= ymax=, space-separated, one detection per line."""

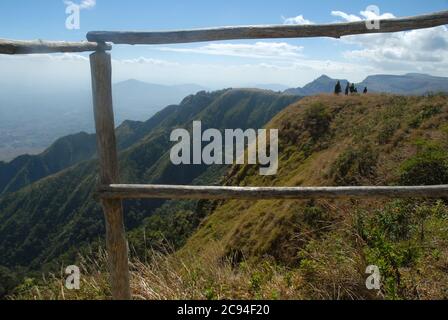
xmin=90 ymin=49 xmax=131 ymax=300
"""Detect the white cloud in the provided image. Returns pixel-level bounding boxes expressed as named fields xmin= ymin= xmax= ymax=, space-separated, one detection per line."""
xmin=0 ymin=51 xmax=374 ymax=90
xmin=331 ymin=10 xmax=448 ymax=74
xmin=64 ymin=0 xmax=96 ymax=10
xmin=52 ymin=53 xmax=89 ymax=61
xmin=359 ymin=9 xmax=395 ymax=21
xmin=282 ymin=15 xmax=314 ymax=25
xmin=118 ymin=57 xmax=179 ymax=66
xmin=159 ymin=42 xmax=304 ymax=59
xmin=331 ymin=11 xmax=362 ymax=22
xmin=331 ymin=9 xmax=395 ymax=22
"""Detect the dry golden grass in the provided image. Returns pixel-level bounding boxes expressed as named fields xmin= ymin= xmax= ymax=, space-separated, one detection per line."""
xmin=10 ymin=244 xmax=307 ymax=300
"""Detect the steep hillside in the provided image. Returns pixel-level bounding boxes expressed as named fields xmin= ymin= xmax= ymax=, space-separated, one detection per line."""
xmin=0 ymin=132 xmax=96 ymax=195
xmin=0 ymin=89 xmax=300 ymax=272
xmin=181 ymin=93 xmax=448 ymax=299
xmin=0 ymin=107 xmax=178 ymax=196
xmin=0 ymin=80 xmax=205 ymax=162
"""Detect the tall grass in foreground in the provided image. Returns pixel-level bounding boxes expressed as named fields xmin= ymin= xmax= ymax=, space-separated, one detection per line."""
xmin=9 ymin=241 xmax=371 ymax=300
xmin=10 ymin=244 xmax=308 ymax=300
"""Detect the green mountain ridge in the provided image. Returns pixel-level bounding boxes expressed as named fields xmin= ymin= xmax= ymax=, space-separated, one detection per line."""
xmin=0 ymin=89 xmax=300 ymax=272
xmin=0 ymin=90 xmax=225 ymax=196
xmin=0 ymin=132 xmax=96 ymax=195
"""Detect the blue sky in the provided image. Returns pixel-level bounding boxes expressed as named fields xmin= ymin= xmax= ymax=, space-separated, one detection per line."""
xmin=0 ymin=0 xmax=447 ymax=88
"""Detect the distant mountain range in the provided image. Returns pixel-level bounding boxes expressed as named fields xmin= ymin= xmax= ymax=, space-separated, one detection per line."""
xmin=358 ymin=73 xmax=448 ymax=95
xmin=285 ymin=73 xmax=448 ymax=96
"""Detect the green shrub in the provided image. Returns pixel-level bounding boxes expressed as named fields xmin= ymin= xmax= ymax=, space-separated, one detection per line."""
xmin=301 ymin=205 xmax=331 ymax=232
xmin=330 ymin=145 xmax=378 ymax=185
xmin=356 ymin=201 xmax=423 ymax=299
xmin=399 ymin=140 xmax=448 ymax=185
xmin=408 ymin=105 xmax=442 ymax=128
xmin=0 ymin=266 xmax=19 ymax=298
xmin=377 ymin=119 xmax=400 ymax=145
xmin=364 ymin=236 xmax=420 ymax=299
xmin=303 ymin=103 xmax=331 ymax=140
xmin=355 ymin=199 xmax=448 ymax=299
xmin=375 ymin=201 xmax=414 ymax=241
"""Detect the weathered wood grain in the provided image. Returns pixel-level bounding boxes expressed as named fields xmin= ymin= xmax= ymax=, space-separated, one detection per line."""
xmin=90 ymin=51 xmax=131 ymax=300
xmin=87 ymin=10 xmax=448 ymax=45
xmin=98 ymin=184 xmax=448 ymax=200
xmin=0 ymin=38 xmax=111 ymax=54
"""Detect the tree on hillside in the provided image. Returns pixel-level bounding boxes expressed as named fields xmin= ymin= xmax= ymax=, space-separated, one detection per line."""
xmin=363 ymin=87 xmax=368 ymax=94
xmin=350 ymin=83 xmax=356 ymax=94
xmin=334 ymin=81 xmax=342 ymax=95
xmin=345 ymin=83 xmax=350 ymax=95
xmin=0 ymin=266 xmax=19 ymax=298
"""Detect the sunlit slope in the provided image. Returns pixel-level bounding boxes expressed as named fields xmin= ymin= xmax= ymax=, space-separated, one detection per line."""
xmin=184 ymin=93 xmax=448 ymax=263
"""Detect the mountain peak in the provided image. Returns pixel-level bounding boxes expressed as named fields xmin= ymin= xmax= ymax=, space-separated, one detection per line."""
xmin=316 ymin=74 xmax=332 ymax=80
xmin=116 ymin=78 xmax=146 ymax=85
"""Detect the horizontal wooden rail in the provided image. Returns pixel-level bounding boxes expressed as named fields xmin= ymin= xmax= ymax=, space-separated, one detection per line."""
xmin=98 ymin=184 xmax=448 ymax=200
xmin=87 ymin=10 xmax=448 ymax=45
xmin=0 ymin=39 xmax=112 ymax=55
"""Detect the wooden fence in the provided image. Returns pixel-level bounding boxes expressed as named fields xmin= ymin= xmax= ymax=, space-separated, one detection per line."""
xmin=1 ymin=10 xmax=448 ymax=300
